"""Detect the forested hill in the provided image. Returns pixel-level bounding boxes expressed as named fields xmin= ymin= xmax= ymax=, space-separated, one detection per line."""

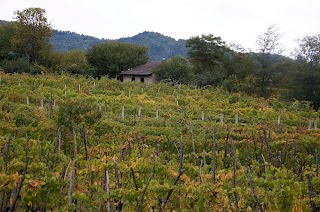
xmin=51 ymin=30 xmax=106 ymax=52
xmin=0 ymin=20 xmax=9 ymax=25
xmin=118 ymin=31 xmax=188 ymax=61
xmin=1 ymin=19 xmax=188 ymax=61
xmin=51 ymin=30 xmax=188 ymax=61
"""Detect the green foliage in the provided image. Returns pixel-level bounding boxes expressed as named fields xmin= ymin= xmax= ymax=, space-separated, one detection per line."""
xmin=86 ymin=41 xmax=148 ymax=78
xmin=57 ymin=97 xmax=101 ymax=128
xmin=290 ymin=33 xmax=320 ymax=108
xmin=0 ymin=22 xmax=17 ymax=61
xmin=187 ymin=34 xmax=229 ymax=81
xmin=50 ymin=31 xmax=188 ymax=62
xmin=41 ymin=51 xmax=63 ymax=73
xmin=51 ymin=30 xmax=105 ymax=52
xmin=14 ymin=105 xmax=39 ymax=127
xmin=12 ymin=7 xmax=53 ymax=64
xmin=1 ymin=58 xmax=31 ymax=73
xmin=0 ymin=73 xmax=320 ymax=211
xmin=118 ymin=31 xmax=188 ymax=61
xmin=155 ymin=56 xmax=193 ymax=84
xmin=255 ymin=25 xmax=284 ymax=97
xmin=186 ymin=34 xmax=258 ymax=88
xmin=60 ymin=50 xmax=90 ymax=75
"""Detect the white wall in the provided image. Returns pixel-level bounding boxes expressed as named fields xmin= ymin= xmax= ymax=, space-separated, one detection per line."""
xmin=123 ymin=74 xmax=155 ymax=83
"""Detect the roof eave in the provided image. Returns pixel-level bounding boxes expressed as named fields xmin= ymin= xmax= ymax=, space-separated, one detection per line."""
xmin=120 ymin=72 xmax=153 ymax=76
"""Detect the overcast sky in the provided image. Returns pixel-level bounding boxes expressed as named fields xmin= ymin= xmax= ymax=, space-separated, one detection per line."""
xmin=1 ymin=0 xmax=320 ymax=55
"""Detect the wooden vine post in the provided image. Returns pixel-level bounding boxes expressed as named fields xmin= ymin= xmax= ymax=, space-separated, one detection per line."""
xmin=9 ymin=157 xmax=29 ymax=211
xmin=106 ymin=170 xmax=110 ymax=212
xmin=121 ymin=104 xmax=125 ymax=121
xmin=307 ymin=174 xmax=316 ymax=212
xmin=220 ymin=113 xmax=224 ymax=123
xmin=315 ymin=150 xmax=319 ymax=177
xmin=68 ymin=170 xmax=75 ymax=205
xmin=190 ymin=124 xmax=197 ymax=166
xmin=230 ymin=137 xmax=238 ymax=209
xmin=235 ymin=109 xmax=238 ymax=125
xmin=276 ymin=111 xmax=281 ymax=133
xmin=138 ymin=104 xmax=141 ymax=118
xmin=201 ymin=106 xmax=204 ymax=122
xmin=246 ymin=167 xmax=264 ymax=212
xmin=212 ymin=126 xmax=217 ymax=184
xmin=40 ymin=97 xmax=44 ymax=109
xmin=73 ymin=127 xmax=77 ymax=162
xmin=160 ymin=136 xmax=185 ymax=212
xmin=82 ymin=125 xmax=89 ymax=161
xmin=26 ymin=93 xmax=29 ymax=105
xmin=156 ymin=106 xmax=159 ymax=118
xmin=308 ymin=115 xmax=312 ymax=130
xmin=223 ymin=128 xmax=230 ymax=169
xmin=57 ymin=127 xmax=61 ymax=161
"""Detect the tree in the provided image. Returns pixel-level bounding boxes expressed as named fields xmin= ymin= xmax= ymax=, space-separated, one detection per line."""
xmin=294 ymin=34 xmax=320 ymax=64
xmin=154 ymin=56 xmax=193 ymax=84
xmin=255 ymin=25 xmax=284 ymax=97
xmin=186 ymin=34 xmax=232 ymax=86
xmin=44 ymin=51 xmax=63 ymax=72
xmin=221 ymin=50 xmax=259 ymax=94
xmin=12 ymin=7 xmax=53 ymax=64
xmin=60 ymin=50 xmax=89 ymax=75
xmin=291 ymin=33 xmax=320 ymax=108
xmin=0 ymin=22 xmax=17 ymax=61
xmin=87 ymin=42 xmax=148 ymax=78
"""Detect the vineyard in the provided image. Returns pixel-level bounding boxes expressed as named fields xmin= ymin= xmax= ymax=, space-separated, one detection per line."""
xmin=0 ymin=72 xmax=320 ymax=211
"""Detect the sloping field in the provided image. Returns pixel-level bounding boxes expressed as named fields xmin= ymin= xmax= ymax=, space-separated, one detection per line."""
xmin=0 ymin=72 xmax=319 ymax=211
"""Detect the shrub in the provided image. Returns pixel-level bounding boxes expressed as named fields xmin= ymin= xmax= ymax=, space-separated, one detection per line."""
xmin=1 ymin=58 xmax=31 ymax=73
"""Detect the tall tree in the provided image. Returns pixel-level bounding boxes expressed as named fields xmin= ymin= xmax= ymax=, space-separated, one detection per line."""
xmin=255 ymin=25 xmax=284 ymax=97
xmin=87 ymin=42 xmax=148 ymax=78
xmin=291 ymin=33 xmax=320 ymax=108
xmin=221 ymin=47 xmax=259 ymax=94
xmin=12 ymin=7 xmax=53 ymax=64
xmin=0 ymin=22 xmax=17 ymax=61
xmin=186 ymin=34 xmax=231 ymax=86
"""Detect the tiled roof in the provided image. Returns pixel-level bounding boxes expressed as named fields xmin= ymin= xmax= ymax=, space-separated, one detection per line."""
xmin=120 ymin=61 xmax=162 ymax=76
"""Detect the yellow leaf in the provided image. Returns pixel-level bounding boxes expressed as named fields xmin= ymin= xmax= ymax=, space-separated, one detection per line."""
xmin=91 ymin=165 xmax=97 ymax=171
xmin=12 ymin=172 xmax=20 ymax=186
xmin=28 ymin=180 xmax=41 ymax=190
xmin=112 ymin=155 xmax=118 ymax=162
xmin=54 ymin=172 xmax=61 ymax=177
xmin=130 ymin=161 xmax=137 ymax=168
xmin=181 ymin=173 xmax=190 ymax=183
xmin=28 ymin=201 xmax=32 ymax=207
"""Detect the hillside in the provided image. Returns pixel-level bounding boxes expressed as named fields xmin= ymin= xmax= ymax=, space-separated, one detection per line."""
xmin=52 ymin=31 xmax=188 ymax=61
xmin=0 ymin=20 xmax=9 ymax=25
xmin=0 ymin=19 xmax=188 ymax=61
xmin=51 ymin=30 xmax=106 ymax=52
xmin=0 ymin=72 xmax=319 ymax=211
xmin=118 ymin=31 xmax=188 ymax=61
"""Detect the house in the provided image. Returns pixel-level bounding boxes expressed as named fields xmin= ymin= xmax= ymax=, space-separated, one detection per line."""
xmin=120 ymin=61 xmax=162 ymax=83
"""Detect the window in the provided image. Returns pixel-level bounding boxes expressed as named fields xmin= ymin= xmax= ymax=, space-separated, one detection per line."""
xmin=131 ymin=77 xmax=135 ymax=81
xmin=140 ymin=77 xmax=145 ymax=83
